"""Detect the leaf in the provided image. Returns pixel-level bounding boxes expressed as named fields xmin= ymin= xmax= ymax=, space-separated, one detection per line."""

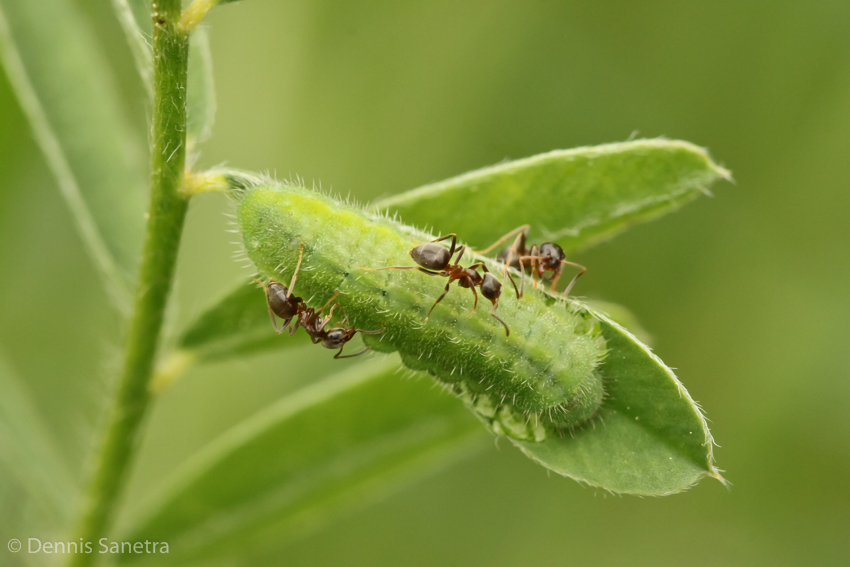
xmin=509 ymin=308 xmax=722 ymax=495
xmin=0 ymin=351 xmax=76 ymax=526
xmin=0 ymin=0 xmax=148 ymax=308
xmin=187 ymin=26 xmax=216 ymax=147
xmin=373 ymin=139 xmax=731 ymax=253
xmin=110 ymin=0 xmax=153 ymax=89
xmin=120 ymin=356 xmax=484 ymax=564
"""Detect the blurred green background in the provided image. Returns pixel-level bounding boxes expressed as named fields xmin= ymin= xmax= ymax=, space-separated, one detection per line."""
xmin=2 ymin=0 xmax=849 ymax=565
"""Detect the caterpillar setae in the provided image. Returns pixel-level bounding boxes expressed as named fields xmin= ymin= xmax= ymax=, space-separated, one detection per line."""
xmin=236 ymin=181 xmax=608 ymax=442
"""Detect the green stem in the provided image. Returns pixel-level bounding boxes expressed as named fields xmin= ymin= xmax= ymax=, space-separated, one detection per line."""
xmin=68 ymin=1 xmax=189 ymax=564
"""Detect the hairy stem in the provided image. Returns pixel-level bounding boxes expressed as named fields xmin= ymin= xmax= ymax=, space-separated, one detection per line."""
xmin=68 ymin=1 xmax=189 ymax=563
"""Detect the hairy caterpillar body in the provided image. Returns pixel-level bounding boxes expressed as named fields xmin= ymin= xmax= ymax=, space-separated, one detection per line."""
xmin=237 ymin=183 xmax=607 ymax=441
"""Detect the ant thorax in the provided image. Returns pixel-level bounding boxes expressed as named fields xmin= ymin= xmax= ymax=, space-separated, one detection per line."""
xmin=456 ymin=267 xmax=483 ymax=289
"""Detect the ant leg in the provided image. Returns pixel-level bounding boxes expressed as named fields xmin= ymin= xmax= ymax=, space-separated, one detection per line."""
xmin=289 ymin=317 xmax=301 ymax=336
xmin=469 ymin=283 xmax=479 ymax=313
xmin=254 ymin=278 xmax=284 ymax=333
xmin=335 ymin=345 xmax=372 ymax=359
xmin=504 ymin=267 xmax=521 ymax=301
xmin=522 ymin=245 xmax=540 ymax=290
xmin=489 ymin=299 xmax=510 ymax=337
xmin=452 ymin=245 xmax=466 ymax=266
xmin=279 ymin=317 xmax=294 ymax=334
xmin=425 ymin=280 xmax=455 ymax=322
xmin=317 ymin=291 xmax=340 ymax=316
xmin=516 ymin=256 xmax=527 ymax=299
xmin=558 ymin=260 xmax=587 ymax=298
xmin=548 ymin=262 xmax=563 ymax=291
xmin=321 ymin=303 xmax=341 ymax=331
xmin=472 ymin=224 xmax=530 ymax=255
xmin=430 ymin=233 xmax=458 ymax=259
xmin=520 ymin=252 xmax=551 ymax=290
xmin=286 ymin=243 xmax=305 ymax=299
xmin=500 ymin=231 xmax=526 ymax=282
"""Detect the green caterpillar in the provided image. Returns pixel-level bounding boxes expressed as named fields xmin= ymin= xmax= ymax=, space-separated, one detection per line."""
xmin=236 ymin=182 xmax=608 ymax=441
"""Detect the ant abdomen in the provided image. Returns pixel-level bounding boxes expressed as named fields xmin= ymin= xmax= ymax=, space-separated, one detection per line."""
xmin=410 ymin=243 xmax=451 ymax=270
xmin=266 ymin=281 xmax=301 ymax=320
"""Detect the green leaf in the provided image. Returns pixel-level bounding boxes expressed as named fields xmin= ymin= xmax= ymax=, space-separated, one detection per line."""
xmin=366 ymin=140 xmax=725 ymax=492
xmin=119 ymin=356 xmax=483 ymax=564
xmin=510 ymin=308 xmax=722 ymax=495
xmin=373 ymin=139 xmax=731 ymax=253
xmin=110 ymin=0 xmax=153 ymax=89
xmin=187 ymin=26 xmax=216 ymax=147
xmin=0 ymin=351 xmax=76 ymax=526
xmin=0 ymin=0 xmax=148 ymax=308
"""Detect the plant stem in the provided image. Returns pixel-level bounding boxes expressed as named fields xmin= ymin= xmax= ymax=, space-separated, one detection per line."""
xmin=68 ymin=1 xmax=189 ymax=564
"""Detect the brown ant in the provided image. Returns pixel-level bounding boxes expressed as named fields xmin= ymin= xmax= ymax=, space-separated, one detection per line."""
xmin=255 ymin=243 xmax=384 ymax=359
xmin=360 ymin=234 xmax=518 ymax=336
xmin=473 ymin=224 xmax=586 ymax=299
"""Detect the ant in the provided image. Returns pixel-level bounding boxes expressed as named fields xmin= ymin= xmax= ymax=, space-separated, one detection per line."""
xmin=255 ymin=243 xmax=384 ymax=359
xmin=473 ymin=224 xmax=586 ymax=299
xmin=360 ymin=234 xmax=518 ymax=336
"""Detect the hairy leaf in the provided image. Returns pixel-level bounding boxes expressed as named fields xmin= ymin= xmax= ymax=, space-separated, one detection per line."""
xmin=373 ymin=139 xmax=731 ymax=253
xmin=119 ymin=356 xmax=483 ymax=564
xmin=0 ymin=0 xmax=147 ymax=307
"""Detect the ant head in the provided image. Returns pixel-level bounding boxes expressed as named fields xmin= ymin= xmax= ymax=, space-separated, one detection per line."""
xmin=539 ymin=242 xmax=566 ymax=268
xmin=410 ymin=243 xmax=451 ymax=270
xmin=480 ymin=273 xmax=502 ymax=301
xmin=266 ymin=280 xmax=300 ymax=319
xmin=322 ymin=327 xmax=354 ymax=349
